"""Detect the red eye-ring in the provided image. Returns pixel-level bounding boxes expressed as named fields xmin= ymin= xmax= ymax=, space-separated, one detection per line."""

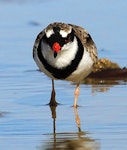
xmin=65 ymin=35 xmax=70 ymax=43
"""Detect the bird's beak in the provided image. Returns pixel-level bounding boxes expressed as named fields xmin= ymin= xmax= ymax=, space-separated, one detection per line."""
xmin=52 ymin=42 xmax=61 ymax=58
xmin=54 ymin=51 xmax=58 ymax=58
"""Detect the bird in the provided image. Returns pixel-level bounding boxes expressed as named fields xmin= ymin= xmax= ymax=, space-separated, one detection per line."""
xmin=33 ymin=22 xmax=98 ymax=107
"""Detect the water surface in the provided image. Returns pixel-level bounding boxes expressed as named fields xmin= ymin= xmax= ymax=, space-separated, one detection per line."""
xmin=0 ymin=0 xmax=127 ymax=150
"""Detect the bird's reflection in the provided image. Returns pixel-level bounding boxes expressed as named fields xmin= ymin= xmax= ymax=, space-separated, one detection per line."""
xmin=40 ymin=106 xmax=100 ymax=150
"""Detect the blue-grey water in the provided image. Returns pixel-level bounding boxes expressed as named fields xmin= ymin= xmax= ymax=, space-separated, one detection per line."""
xmin=0 ymin=0 xmax=127 ymax=150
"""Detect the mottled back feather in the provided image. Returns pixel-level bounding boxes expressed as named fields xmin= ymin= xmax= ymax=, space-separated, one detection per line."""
xmin=69 ymin=24 xmax=98 ymax=63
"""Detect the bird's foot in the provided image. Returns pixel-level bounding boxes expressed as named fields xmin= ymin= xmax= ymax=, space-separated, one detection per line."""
xmin=49 ymin=98 xmax=58 ymax=106
xmin=73 ymin=104 xmax=79 ymax=108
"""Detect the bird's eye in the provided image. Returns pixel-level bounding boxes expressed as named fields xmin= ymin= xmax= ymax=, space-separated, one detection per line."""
xmin=65 ymin=35 xmax=71 ymax=43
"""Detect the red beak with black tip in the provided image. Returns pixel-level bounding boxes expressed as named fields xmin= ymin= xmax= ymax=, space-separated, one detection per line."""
xmin=52 ymin=42 xmax=61 ymax=58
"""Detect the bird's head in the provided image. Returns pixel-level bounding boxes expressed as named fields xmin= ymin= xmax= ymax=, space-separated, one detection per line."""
xmin=43 ymin=22 xmax=75 ymax=58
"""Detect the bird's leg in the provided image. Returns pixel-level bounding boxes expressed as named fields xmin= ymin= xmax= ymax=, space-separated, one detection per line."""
xmin=49 ymin=79 xmax=58 ymax=106
xmin=73 ymin=83 xmax=80 ymax=107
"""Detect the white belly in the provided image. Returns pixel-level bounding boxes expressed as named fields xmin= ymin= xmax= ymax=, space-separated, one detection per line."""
xmin=66 ymin=50 xmax=93 ymax=83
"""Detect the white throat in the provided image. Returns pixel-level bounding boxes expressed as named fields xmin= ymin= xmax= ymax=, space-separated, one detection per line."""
xmin=41 ymin=37 xmax=78 ymax=69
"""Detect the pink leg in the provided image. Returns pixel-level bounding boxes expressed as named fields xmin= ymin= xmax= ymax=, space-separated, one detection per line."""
xmin=74 ymin=84 xmax=80 ymax=107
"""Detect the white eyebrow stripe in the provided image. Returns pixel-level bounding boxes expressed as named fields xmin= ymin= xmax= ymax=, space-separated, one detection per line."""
xmin=45 ymin=29 xmax=54 ymax=38
xmin=60 ymin=30 xmax=68 ymax=37
xmin=60 ymin=26 xmax=72 ymax=37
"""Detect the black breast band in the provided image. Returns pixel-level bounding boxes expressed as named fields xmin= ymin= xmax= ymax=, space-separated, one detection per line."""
xmin=37 ymin=37 xmax=84 ymax=79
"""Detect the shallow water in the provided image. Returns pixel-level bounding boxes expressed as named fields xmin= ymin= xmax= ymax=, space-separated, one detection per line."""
xmin=0 ymin=0 xmax=127 ymax=150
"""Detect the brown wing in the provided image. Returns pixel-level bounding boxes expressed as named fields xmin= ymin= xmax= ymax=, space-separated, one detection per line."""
xmin=33 ymin=29 xmax=45 ymax=58
xmin=69 ymin=24 xmax=98 ymax=63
